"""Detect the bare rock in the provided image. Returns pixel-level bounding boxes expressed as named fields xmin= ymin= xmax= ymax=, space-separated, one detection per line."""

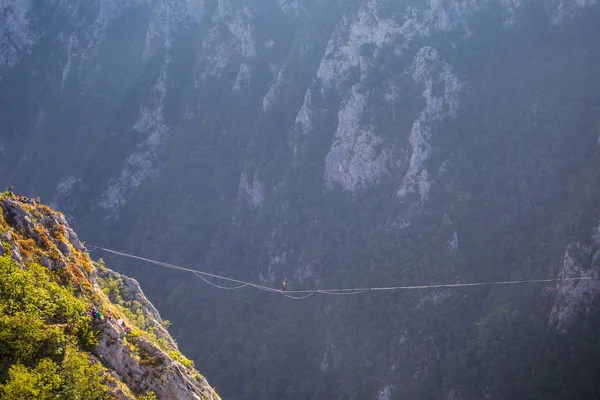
xmin=98 ymin=267 xmax=177 ymax=349
xmin=11 ymin=248 xmax=21 ymax=263
xmin=100 ymin=320 xmax=125 ymax=342
xmin=39 ymin=255 xmax=52 ymax=269
xmin=64 ymin=227 xmax=84 ymax=251
xmin=1 ymin=199 xmax=39 ymax=242
xmin=57 ymin=241 xmax=71 ymax=256
xmin=550 ymin=243 xmax=600 ymax=332
xmin=94 ymin=322 xmax=208 ymax=400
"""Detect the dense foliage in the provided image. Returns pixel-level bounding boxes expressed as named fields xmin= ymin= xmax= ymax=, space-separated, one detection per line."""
xmin=0 ymin=255 xmax=107 ymax=399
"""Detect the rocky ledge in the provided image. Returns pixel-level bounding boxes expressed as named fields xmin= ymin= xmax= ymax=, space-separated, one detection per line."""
xmin=0 ymin=191 xmax=220 ymax=400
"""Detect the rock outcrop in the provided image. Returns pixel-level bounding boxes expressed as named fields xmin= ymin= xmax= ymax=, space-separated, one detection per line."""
xmin=550 ymin=236 xmax=600 ymax=332
xmin=0 ymin=192 xmax=220 ymax=400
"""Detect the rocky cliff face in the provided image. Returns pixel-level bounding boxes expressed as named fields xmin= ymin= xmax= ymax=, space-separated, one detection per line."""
xmin=0 ymin=192 xmax=219 ymax=400
xmin=1 ymin=0 xmax=594 ymax=215
xmin=2 ymin=0 xmax=600 ymax=399
xmin=550 ymin=222 xmax=600 ymax=332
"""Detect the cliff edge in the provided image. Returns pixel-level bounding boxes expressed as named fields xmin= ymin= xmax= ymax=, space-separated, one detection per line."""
xmin=0 ymin=190 xmax=220 ymax=400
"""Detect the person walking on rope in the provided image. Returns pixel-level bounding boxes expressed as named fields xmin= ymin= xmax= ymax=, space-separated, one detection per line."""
xmin=282 ymin=277 xmax=288 ymax=292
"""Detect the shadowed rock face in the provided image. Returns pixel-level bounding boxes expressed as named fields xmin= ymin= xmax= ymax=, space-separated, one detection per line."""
xmin=1 ymin=0 xmax=596 ymax=212
xmin=0 ymin=194 xmax=220 ymax=400
xmin=551 ymin=241 xmax=600 ymax=332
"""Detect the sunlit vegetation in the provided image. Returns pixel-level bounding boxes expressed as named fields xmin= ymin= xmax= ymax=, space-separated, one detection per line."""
xmin=0 ymin=254 xmax=107 ymax=399
xmin=0 ymin=195 xmax=204 ymax=399
xmin=95 ymin=261 xmax=195 ymax=369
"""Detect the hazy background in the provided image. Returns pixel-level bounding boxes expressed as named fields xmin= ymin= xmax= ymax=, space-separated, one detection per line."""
xmin=2 ymin=0 xmax=600 ymax=399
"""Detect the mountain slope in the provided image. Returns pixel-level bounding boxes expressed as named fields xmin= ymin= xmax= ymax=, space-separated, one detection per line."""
xmin=0 ymin=192 xmax=220 ymax=400
xmin=2 ymin=0 xmax=600 ymax=399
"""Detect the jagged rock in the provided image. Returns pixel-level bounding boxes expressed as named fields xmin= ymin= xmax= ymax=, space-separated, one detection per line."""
xmin=65 ymin=227 xmax=84 ymax=251
xmin=592 ymin=249 xmax=600 ymax=266
xmin=11 ymin=247 xmax=21 ymax=263
xmin=55 ymin=213 xmax=84 ymax=250
xmin=103 ymin=319 xmax=124 ymax=341
xmin=39 ymin=255 xmax=52 ymax=269
xmin=0 ymin=241 xmax=4 ymax=256
xmin=38 ymin=253 xmax=66 ymax=270
xmin=97 ymin=267 xmax=178 ymax=349
xmin=95 ymin=322 xmax=209 ymax=400
xmin=0 ymin=195 xmax=220 ymax=400
xmin=550 ymin=242 xmax=600 ymax=332
xmin=377 ymin=386 xmax=393 ymax=400
xmin=57 ymin=241 xmax=71 ymax=256
xmin=1 ymin=0 xmax=599 ymax=398
xmin=1 ymin=199 xmax=38 ymax=241
xmin=2 ymin=197 xmax=78 ymax=270
xmin=95 ymin=326 xmax=144 ymax=379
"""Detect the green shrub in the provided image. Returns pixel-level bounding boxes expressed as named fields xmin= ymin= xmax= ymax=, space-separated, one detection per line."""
xmin=0 ymin=359 xmax=61 ymax=400
xmin=59 ymin=345 xmax=107 ymax=400
xmin=0 ymin=255 xmax=107 ymax=398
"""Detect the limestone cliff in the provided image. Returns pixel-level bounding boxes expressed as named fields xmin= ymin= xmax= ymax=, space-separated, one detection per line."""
xmin=0 ymin=191 xmax=220 ymax=400
xmin=2 ymin=0 xmax=600 ymax=398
